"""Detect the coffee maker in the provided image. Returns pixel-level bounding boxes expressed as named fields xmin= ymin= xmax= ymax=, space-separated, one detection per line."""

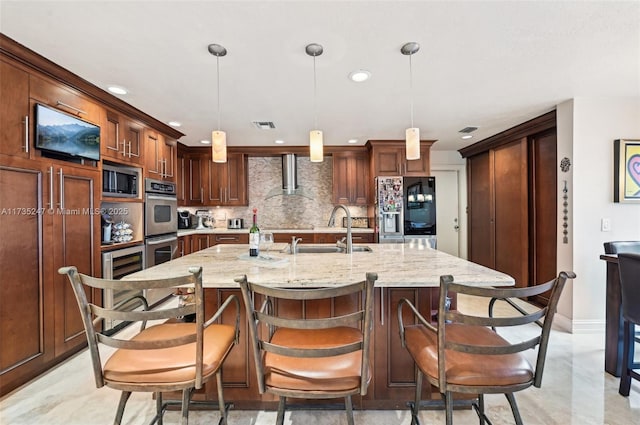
xmin=177 ymin=210 xmax=192 ymax=229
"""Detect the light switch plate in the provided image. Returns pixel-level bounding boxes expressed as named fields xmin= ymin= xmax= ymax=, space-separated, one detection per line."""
xmin=601 ymin=218 xmax=611 ymax=232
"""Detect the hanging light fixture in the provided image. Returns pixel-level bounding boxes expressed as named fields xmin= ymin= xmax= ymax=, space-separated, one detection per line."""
xmin=208 ymin=43 xmax=227 ymax=163
xmin=401 ymin=42 xmax=420 ymax=161
xmin=306 ymin=43 xmax=324 ymax=162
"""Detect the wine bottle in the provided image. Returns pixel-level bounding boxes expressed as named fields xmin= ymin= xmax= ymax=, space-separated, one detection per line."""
xmin=249 ymin=208 xmax=260 ymax=257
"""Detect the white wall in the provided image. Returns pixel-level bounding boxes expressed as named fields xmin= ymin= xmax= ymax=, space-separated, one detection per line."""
xmin=557 ymin=97 xmax=640 ymax=333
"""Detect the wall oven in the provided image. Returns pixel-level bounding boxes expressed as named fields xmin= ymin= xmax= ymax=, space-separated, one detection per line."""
xmin=144 ymin=178 xmax=178 ymax=305
xmin=101 ymin=244 xmax=146 ymax=333
xmin=144 ymin=178 xmax=178 ymax=237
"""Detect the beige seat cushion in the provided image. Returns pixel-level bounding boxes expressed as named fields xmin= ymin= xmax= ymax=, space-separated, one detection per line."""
xmin=104 ymin=322 xmax=236 ymax=385
xmin=264 ymin=327 xmax=367 ymax=392
xmin=404 ymin=324 xmax=534 ymax=387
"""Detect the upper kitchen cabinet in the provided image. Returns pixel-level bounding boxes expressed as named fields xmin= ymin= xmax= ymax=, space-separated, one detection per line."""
xmin=207 ymin=152 xmax=248 ymax=206
xmin=367 ymin=140 xmax=434 ymax=177
xmin=102 ymin=110 xmax=143 ymax=164
xmin=29 ymin=74 xmax=104 ymax=136
xmin=0 ymin=59 xmax=30 ymax=158
xmin=176 ymin=145 xmax=248 ymax=207
xmin=145 ymin=129 xmax=176 ymax=182
xmin=332 ymin=149 xmax=369 ymax=205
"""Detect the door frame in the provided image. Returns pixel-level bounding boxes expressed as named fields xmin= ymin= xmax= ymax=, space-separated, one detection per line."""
xmin=431 ymin=164 xmax=467 ymax=259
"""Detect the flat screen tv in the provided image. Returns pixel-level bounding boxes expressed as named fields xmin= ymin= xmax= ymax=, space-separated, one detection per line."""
xmin=35 ymin=103 xmax=100 ymax=161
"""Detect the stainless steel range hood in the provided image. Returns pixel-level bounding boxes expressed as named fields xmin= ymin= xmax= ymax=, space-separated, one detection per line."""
xmin=265 ymin=154 xmax=314 ymax=199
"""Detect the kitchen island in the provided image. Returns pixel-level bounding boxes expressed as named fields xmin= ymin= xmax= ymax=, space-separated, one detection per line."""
xmin=124 ymin=242 xmax=514 ymax=409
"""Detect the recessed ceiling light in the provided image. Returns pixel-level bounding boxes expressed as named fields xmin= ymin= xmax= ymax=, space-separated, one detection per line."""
xmin=275 ymin=140 xmax=285 ymax=144
xmin=200 ymin=139 xmax=211 ymax=144
xmin=107 ymin=86 xmax=127 ymax=95
xmin=461 ymin=135 xmax=473 ymax=140
xmin=168 ymin=121 xmax=181 ymax=127
xmin=347 ymin=139 xmax=358 ymax=144
xmin=348 ymin=70 xmax=371 ymax=83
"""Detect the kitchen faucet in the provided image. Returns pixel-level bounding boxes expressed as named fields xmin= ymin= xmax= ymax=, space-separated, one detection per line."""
xmin=328 ymin=204 xmax=352 ymax=254
xmin=290 ymin=236 xmax=303 ymax=254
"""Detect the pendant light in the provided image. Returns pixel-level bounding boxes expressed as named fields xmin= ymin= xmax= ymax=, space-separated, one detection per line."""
xmin=306 ymin=43 xmax=324 ymax=162
xmin=208 ymin=43 xmax=227 ymax=163
xmin=401 ymin=42 xmax=420 ymax=161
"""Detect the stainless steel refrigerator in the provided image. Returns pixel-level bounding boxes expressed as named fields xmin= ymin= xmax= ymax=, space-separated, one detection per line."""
xmin=375 ymin=176 xmax=437 ymax=248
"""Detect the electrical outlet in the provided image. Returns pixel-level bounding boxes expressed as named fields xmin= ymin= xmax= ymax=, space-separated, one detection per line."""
xmin=601 ymin=218 xmax=611 ymax=232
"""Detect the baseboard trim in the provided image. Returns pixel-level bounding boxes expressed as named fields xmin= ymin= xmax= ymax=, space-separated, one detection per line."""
xmin=553 ymin=314 xmax=605 ymax=334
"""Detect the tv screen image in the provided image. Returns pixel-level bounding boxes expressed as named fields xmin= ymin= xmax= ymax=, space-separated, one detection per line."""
xmin=35 ymin=103 xmax=100 ymax=161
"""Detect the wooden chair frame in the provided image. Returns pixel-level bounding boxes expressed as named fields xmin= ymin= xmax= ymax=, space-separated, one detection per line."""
xmin=398 ymin=271 xmax=575 ymax=425
xmin=59 ymin=266 xmax=240 ymax=425
xmin=236 ymin=273 xmax=377 ymax=425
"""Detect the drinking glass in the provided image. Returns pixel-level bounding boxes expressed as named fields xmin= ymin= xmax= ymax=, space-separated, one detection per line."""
xmin=260 ymin=232 xmax=274 ymax=259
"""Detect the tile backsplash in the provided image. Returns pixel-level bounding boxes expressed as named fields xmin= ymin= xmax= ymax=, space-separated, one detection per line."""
xmin=180 ymin=156 xmax=368 ymax=229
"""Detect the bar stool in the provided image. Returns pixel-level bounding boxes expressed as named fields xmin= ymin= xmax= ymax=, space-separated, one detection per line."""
xmin=617 ymin=253 xmax=640 ymax=396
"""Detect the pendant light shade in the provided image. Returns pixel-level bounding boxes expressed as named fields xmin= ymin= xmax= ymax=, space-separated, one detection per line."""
xmin=401 ymin=42 xmax=420 ymax=161
xmin=306 ymin=43 xmax=324 ymax=162
xmin=309 ymin=130 xmax=323 ymax=162
xmin=208 ymin=43 xmax=227 ymax=163
xmin=212 ymin=130 xmax=227 ymax=163
xmin=405 ymin=127 xmax=420 ymax=160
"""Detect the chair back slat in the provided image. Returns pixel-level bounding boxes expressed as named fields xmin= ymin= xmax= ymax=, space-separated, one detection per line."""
xmin=446 ymin=307 xmax=547 ymax=327
xmin=97 ymin=332 xmax=197 ymax=350
xmin=261 ymin=340 xmax=363 ymax=358
xmin=446 ymin=336 xmax=540 ymax=355
xmin=248 ymin=281 xmax=367 ymax=300
xmin=256 ymin=310 xmax=363 ymax=329
xmin=91 ymin=304 xmax=196 ymax=322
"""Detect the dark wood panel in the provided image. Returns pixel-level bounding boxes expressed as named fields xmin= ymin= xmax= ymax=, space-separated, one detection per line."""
xmin=0 ymin=162 xmax=54 ymax=395
xmin=53 ymin=166 xmax=99 ymax=356
xmin=224 ymin=153 xmax=248 ymax=206
xmin=493 ymin=139 xmax=529 ymax=288
xmin=530 ymin=130 xmax=557 ymax=303
xmin=467 ymin=152 xmax=493 ymax=268
xmin=0 ymin=60 xmax=30 ymax=158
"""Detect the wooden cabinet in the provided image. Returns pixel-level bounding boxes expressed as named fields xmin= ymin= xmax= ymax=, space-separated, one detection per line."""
xmin=0 ymin=60 xmax=30 ymax=158
xmin=206 ymin=153 xmax=248 ymax=206
xmin=177 ymin=144 xmax=248 ymax=207
xmin=367 ymin=140 xmax=433 ymax=177
xmin=211 ymin=233 xmax=249 ymax=245
xmin=0 ymin=155 xmax=100 ymax=394
xmin=461 ymin=111 xmax=557 ymax=295
xmin=145 ymin=129 xmax=175 ymax=181
xmin=102 ymin=110 xmax=143 ymax=164
xmin=177 ymin=235 xmax=189 ymax=257
xmin=273 ymin=233 xmax=314 ymax=244
xmin=332 ymin=149 xmax=369 ymax=205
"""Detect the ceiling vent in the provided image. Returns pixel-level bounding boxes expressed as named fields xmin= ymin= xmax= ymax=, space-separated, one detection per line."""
xmin=458 ymin=126 xmax=478 ymax=133
xmin=252 ymin=121 xmax=276 ymax=129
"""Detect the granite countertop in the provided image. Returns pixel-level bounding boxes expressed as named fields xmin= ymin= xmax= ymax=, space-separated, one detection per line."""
xmin=178 ymin=226 xmax=374 ymax=236
xmin=124 ymin=242 xmax=514 ymax=288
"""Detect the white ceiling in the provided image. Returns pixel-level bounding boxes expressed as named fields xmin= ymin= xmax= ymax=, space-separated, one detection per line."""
xmin=1 ymin=1 xmax=639 ymax=152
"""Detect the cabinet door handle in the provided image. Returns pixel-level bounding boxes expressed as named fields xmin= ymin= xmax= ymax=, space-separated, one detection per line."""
xmin=128 ymin=141 xmax=132 ymax=158
xmin=217 ymin=237 xmax=238 ymax=241
xmin=48 ymin=166 xmax=54 ymax=210
xmin=200 ymin=187 xmax=204 ymax=202
xmin=58 ymin=168 xmax=64 ymax=209
xmin=120 ymin=139 xmax=127 ymax=156
xmin=219 ymin=188 xmax=223 ymax=202
xmin=23 ymin=116 xmax=29 ymax=153
xmin=380 ymin=287 xmax=384 ymax=325
xmin=56 ymin=100 xmax=86 ymax=115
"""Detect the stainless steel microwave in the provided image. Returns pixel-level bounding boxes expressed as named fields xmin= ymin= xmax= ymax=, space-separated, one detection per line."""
xmin=103 ymin=164 xmax=140 ymax=198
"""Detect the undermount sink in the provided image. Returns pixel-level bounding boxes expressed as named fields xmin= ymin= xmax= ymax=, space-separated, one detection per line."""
xmin=282 ymin=244 xmax=373 ymax=254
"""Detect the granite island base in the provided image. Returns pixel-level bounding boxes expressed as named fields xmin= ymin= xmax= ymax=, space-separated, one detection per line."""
xmin=124 ymin=243 xmax=514 ymax=409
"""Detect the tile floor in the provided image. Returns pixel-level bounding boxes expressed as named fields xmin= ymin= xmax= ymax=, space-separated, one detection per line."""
xmin=1 ymin=296 xmax=639 ymax=425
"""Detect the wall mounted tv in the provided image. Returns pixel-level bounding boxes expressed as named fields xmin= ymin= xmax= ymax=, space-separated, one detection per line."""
xmin=35 ymin=103 xmax=100 ymax=161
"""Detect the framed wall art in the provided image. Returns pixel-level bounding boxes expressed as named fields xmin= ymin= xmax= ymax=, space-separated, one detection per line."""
xmin=614 ymin=139 xmax=640 ymax=203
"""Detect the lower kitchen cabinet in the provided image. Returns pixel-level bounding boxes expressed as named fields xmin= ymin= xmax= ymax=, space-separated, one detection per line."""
xmin=314 ymin=232 xmax=374 ymax=244
xmin=0 ymin=155 xmax=100 ymax=395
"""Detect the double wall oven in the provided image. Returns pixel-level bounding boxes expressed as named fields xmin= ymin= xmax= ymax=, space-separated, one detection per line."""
xmin=144 ymin=178 xmax=178 ymax=305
